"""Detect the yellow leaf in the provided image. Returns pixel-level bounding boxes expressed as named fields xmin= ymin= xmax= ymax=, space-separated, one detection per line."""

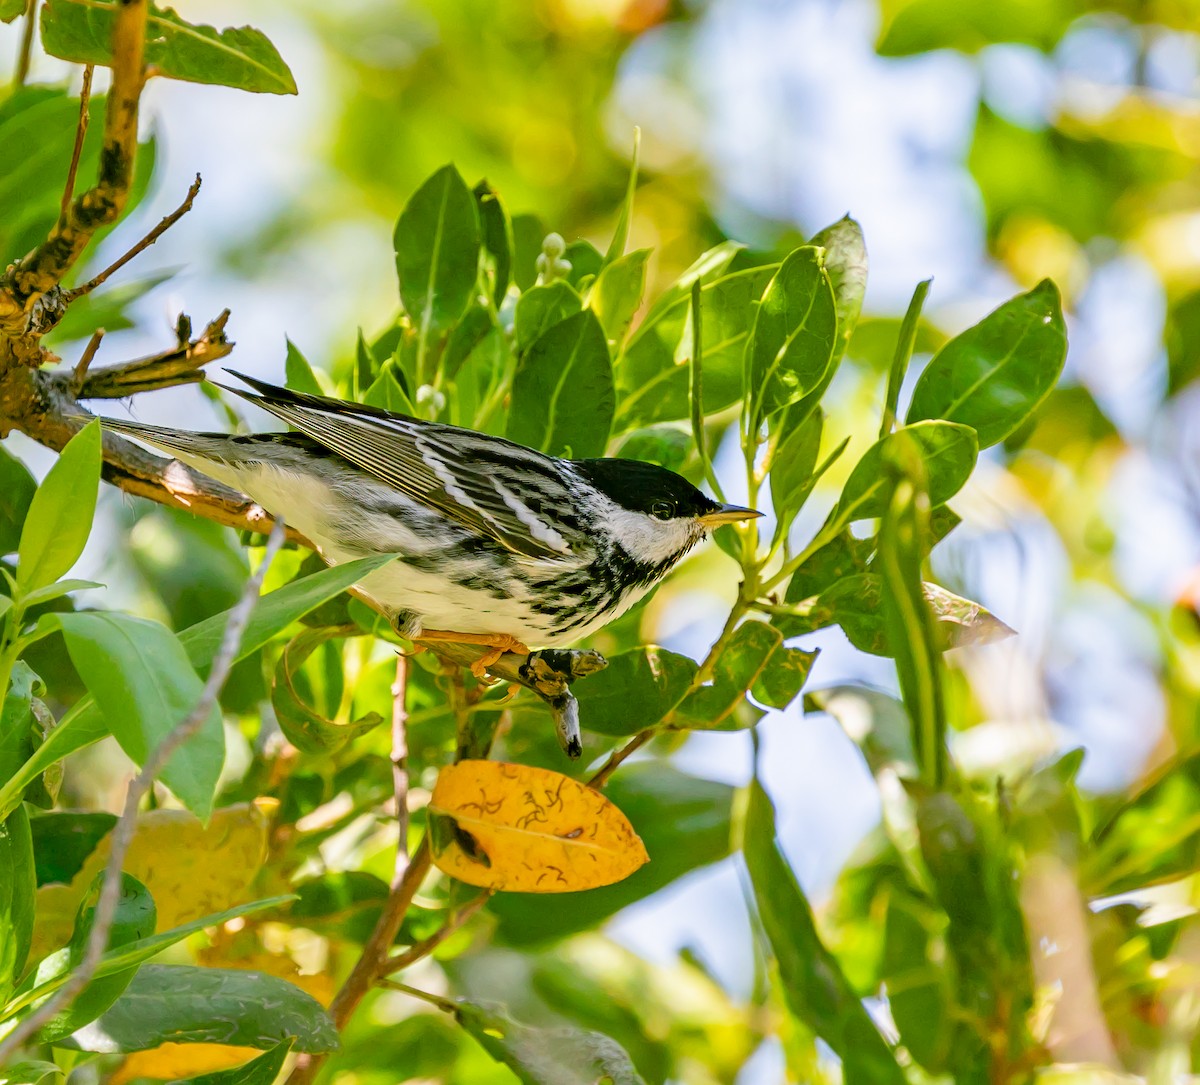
xmin=28 ymin=801 xmax=274 ymax=962
xmin=428 ymin=760 xmax=649 ymax=892
xmin=111 ymin=1042 xmax=260 ymax=1084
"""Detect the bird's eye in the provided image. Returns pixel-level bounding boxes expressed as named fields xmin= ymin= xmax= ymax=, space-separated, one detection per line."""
xmin=650 ymin=501 xmax=675 ymax=521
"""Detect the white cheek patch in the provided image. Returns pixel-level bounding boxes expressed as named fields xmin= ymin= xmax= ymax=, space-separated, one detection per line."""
xmin=598 ymin=499 xmax=699 ymax=566
xmin=492 ymin=479 xmax=571 ymax=554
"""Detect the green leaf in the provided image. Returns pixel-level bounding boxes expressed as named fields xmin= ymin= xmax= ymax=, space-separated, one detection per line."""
xmin=604 ymin=128 xmax=640 ymax=266
xmin=563 ymin=239 xmax=603 ymax=290
xmin=809 ymin=216 xmax=867 ymax=363
xmin=835 ymin=421 xmax=977 ymax=523
xmin=16 ymin=420 xmax=101 ymax=595
xmin=2 ymin=896 xmax=294 ymax=1024
xmin=743 ymin=780 xmax=906 ymax=1085
xmin=490 ymin=765 xmax=733 ymax=945
xmin=613 ymin=427 xmax=690 ymax=472
xmin=751 ymin=645 xmax=818 ymax=710
xmin=28 ymin=811 xmax=117 ymax=886
xmin=877 ymin=0 xmax=1075 ymax=56
xmin=513 ymin=280 xmax=582 ymax=355
xmin=454 ymin=1000 xmax=645 ymax=1085
xmin=748 ymin=247 xmax=838 ymax=423
xmin=284 ymin=338 xmax=323 ymax=396
xmin=1087 ymin=748 xmax=1200 ymax=895
xmin=510 ymin=213 xmax=545 ymax=293
xmin=0 ymin=1061 xmax=61 ymax=1085
xmin=64 ymin=964 xmax=337 ymax=1054
xmin=473 ymin=180 xmax=512 ymax=308
xmin=882 ymin=892 xmax=954 ymax=1073
xmin=508 ymin=309 xmax=613 ymax=458
xmin=0 ymin=555 xmax=397 ymax=823
xmin=394 ymin=165 xmax=481 ymax=351
xmin=906 ymin=280 xmax=1067 ymax=448
xmin=881 ymin=279 xmax=931 ymax=436
xmin=573 ymin=646 xmax=697 ymax=736
xmin=770 ymin=408 xmax=824 ymax=524
xmin=362 ymin=361 xmax=416 ymax=415
xmin=782 ymin=530 xmax=871 ymax=607
xmin=0 ymin=446 xmax=36 ymax=555
xmin=271 ymin=628 xmax=384 ymax=753
xmin=0 ymin=662 xmax=42 ymax=786
xmin=57 ymin=612 xmax=224 ymax=821
xmin=40 ymin=0 xmax=297 ymax=94
xmin=616 ymin=265 xmax=773 ymax=429
xmin=589 ymin=249 xmax=650 ymax=344
xmin=182 ymin=1040 xmax=293 ymax=1085
xmin=0 ymin=805 xmax=34 ymax=1005
xmin=48 ymin=269 xmax=175 ymax=347
xmin=670 ymin=621 xmax=782 ymax=730
xmin=29 ymin=872 xmax=156 ymax=1045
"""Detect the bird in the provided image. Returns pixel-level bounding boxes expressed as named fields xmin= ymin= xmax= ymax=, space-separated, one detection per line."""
xmin=102 ymin=371 xmax=761 ymax=674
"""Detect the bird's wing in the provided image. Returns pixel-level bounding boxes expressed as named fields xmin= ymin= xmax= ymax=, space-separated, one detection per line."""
xmin=220 ymin=371 xmax=586 ymax=561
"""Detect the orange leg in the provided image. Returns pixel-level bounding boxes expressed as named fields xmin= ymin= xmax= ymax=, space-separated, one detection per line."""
xmin=417 ymin=630 xmax=531 ymax=678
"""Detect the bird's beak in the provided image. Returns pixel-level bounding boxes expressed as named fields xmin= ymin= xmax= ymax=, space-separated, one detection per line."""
xmin=698 ymin=503 xmax=763 ymax=529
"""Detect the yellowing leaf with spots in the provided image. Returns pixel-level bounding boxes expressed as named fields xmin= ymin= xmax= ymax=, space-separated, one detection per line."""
xmin=429 ymin=760 xmax=648 ymax=892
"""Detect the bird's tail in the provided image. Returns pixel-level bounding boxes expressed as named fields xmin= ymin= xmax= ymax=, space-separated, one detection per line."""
xmin=102 ymin=417 xmax=235 ymax=461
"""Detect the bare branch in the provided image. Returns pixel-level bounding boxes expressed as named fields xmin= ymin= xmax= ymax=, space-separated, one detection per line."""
xmin=60 ymin=65 xmax=95 ymax=222
xmin=0 ymin=0 xmax=149 ymax=343
xmin=0 ymin=517 xmax=288 ymax=1062
xmin=72 ymin=327 xmax=105 ymax=388
xmin=588 ymin=728 xmax=654 ymax=789
xmin=67 ymin=174 xmax=202 ymax=300
xmin=13 ymin=0 xmax=37 ymax=89
xmin=381 ymin=892 xmax=490 ymax=975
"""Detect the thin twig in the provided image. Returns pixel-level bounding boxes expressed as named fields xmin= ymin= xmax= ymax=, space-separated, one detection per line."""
xmin=13 ymin=0 xmax=37 ymax=89
xmin=391 ymin=654 xmax=410 ymax=874
xmin=67 ymin=174 xmax=202 ymax=300
xmin=60 ymin=66 xmax=95 ymax=223
xmin=0 ymin=518 xmax=288 ymax=1062
xmin=588 ymin=729 xmax=654 ymax=789
xmin=381 ymin=892 xmax=490 ymax=975
xmin=73 ymin=328 xmax=104 ymax=388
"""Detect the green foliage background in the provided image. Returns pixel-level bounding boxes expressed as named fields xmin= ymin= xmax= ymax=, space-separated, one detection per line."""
xmin=3 ymin=1 xmax=1200 ymax=1083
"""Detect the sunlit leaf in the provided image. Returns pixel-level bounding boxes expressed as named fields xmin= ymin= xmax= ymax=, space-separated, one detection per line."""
xmin=429 ymin=761 xmax=648 ymax=892
xmin=284 ymin=338 xmax=323 ymax=396
xmin=0 ymin=445 xmax=36 ymax=556
xmin=810 ymin=215 xmax=867 ymax=362
xmin=574 ymin=646 xmax=697 ymax=736
xmin=513 ymin=280 xmax=581 ymax=354
xmin=589 ymin=249 xmax=650 ymax=344
xmin=40 ymin=0 xmax=297 ymax=94
xmin=671 ymin=620 xmax=781 ymax=730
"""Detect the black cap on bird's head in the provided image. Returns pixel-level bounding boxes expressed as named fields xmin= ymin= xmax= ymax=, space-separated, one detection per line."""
xmin=571 ymin=458 xmax=761 ymax=529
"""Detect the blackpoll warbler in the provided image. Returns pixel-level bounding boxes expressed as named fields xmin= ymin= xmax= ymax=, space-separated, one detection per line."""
xmin=104 ymin=372 xmax=760 ymax=671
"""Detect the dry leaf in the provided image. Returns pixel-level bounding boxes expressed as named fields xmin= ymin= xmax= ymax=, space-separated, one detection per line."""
xmin=428 ymin=760 xmax=649 ymax=892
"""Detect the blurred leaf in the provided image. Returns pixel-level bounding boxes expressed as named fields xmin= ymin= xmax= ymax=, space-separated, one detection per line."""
xmin=174 ymin=1039 xmax=293 ymax=1085
xmin=906 ymin=280 xmax=1067 ymax=448
xmin=882 ymin=892 xmax=953 ymax=1073
xmin=0 ymin=662 xmax=41 ymax=789
xmin=40 ymin=0 xmax=297 ymax=94
xmin=744 ymin=780 xmax=906 ymax=1085
xmin=454 ymin=999 xmax=645 ymax=1085
xmin=272 ymin=628 xmax=384 ymax=753
xmin=617 ymin=265 xmax=774 ymax=429
xmin=590 ymin=249 xmax=650 ymax=345
xmin=809 ymin=216 xmax=867 ymax=362
xmin=474 ymin=179 xmax=513 ymax=307
xmin=429 ymin=760 xmax=648 ymax=892
xmin=613 ymin=427 xmax=691 ymax=472
xmin=394 ymin=164 xmax=480 ymax=357
xmin=847 ymin=315 xmax=946 ymax=373
xmin=563 ymin=239 xmax=603 ymax=289
xmin=805 ymin=685 xmax=916 ymax=777
xmin=0 ymin=1061 xmax=60 ymax=1085
xmin=28 ymin=872 xmax=156 ymax=1045
xmin=604 ymin=128 xmax=640 ymax=266
xmin=362 ymin=360 xmax=416 ymax=414
xmin=835 ymin=421 xmax=977 ymax=522
xmin=1087 ymin=747 xmax=1200 ymax=895
xmin=58 ymin=612 xmax=223 ymax=821
xmin=66 ymin=964 xmax=337 ymax=1053
xmin=0 ymin=805 xmax=34 ymax=1005
xmin=284 ymin=338 xmax=323 ymax=396
xmin=514 ymin=280 xmax=581 ymax=354
xmin=877 ymin=0 xmax=1075 ymax=55
xmin=17 ymin=420 xmax=100 ymax=594
xmin=671 ymin=620 xmax=782 ymax=730
xmin=574 ymin=646 xmax=697 ymax=737
xmin=491 ymin=765 xmax=733 ymax=945
xmin=28 ymin=810 xmax=116 ymax=886
xmin=882 ymin=279 xmax=932 ymax=436
xmin=508 ymin=308 xmax=613 ymax=458
xmin=748 ymin=247 xmax=837 ymax=423
xmin=0 ymin=445 xmax=35 ymax=556
xmin=48 ymin=270 xmax=175 ymax=346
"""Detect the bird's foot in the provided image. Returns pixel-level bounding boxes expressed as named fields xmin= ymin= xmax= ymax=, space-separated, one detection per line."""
xmin=417 ymin=630 xmax=531 ymax=678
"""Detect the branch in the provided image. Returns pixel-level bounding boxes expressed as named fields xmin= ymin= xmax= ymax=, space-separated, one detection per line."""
xmin=67 ymin=174 xmax=202 ymax=300
xmin=381 ymin=892 xmax=490 ymax=975
xmin=0 ymin=517 xmax=288 ymax=1061
xmin=391 ymin=654 xmax=410 ymax=876
xmin=1 ymin=0 xmax=150 ymax=345
xmin=60 ymin=65 xmax=95 ymax=221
